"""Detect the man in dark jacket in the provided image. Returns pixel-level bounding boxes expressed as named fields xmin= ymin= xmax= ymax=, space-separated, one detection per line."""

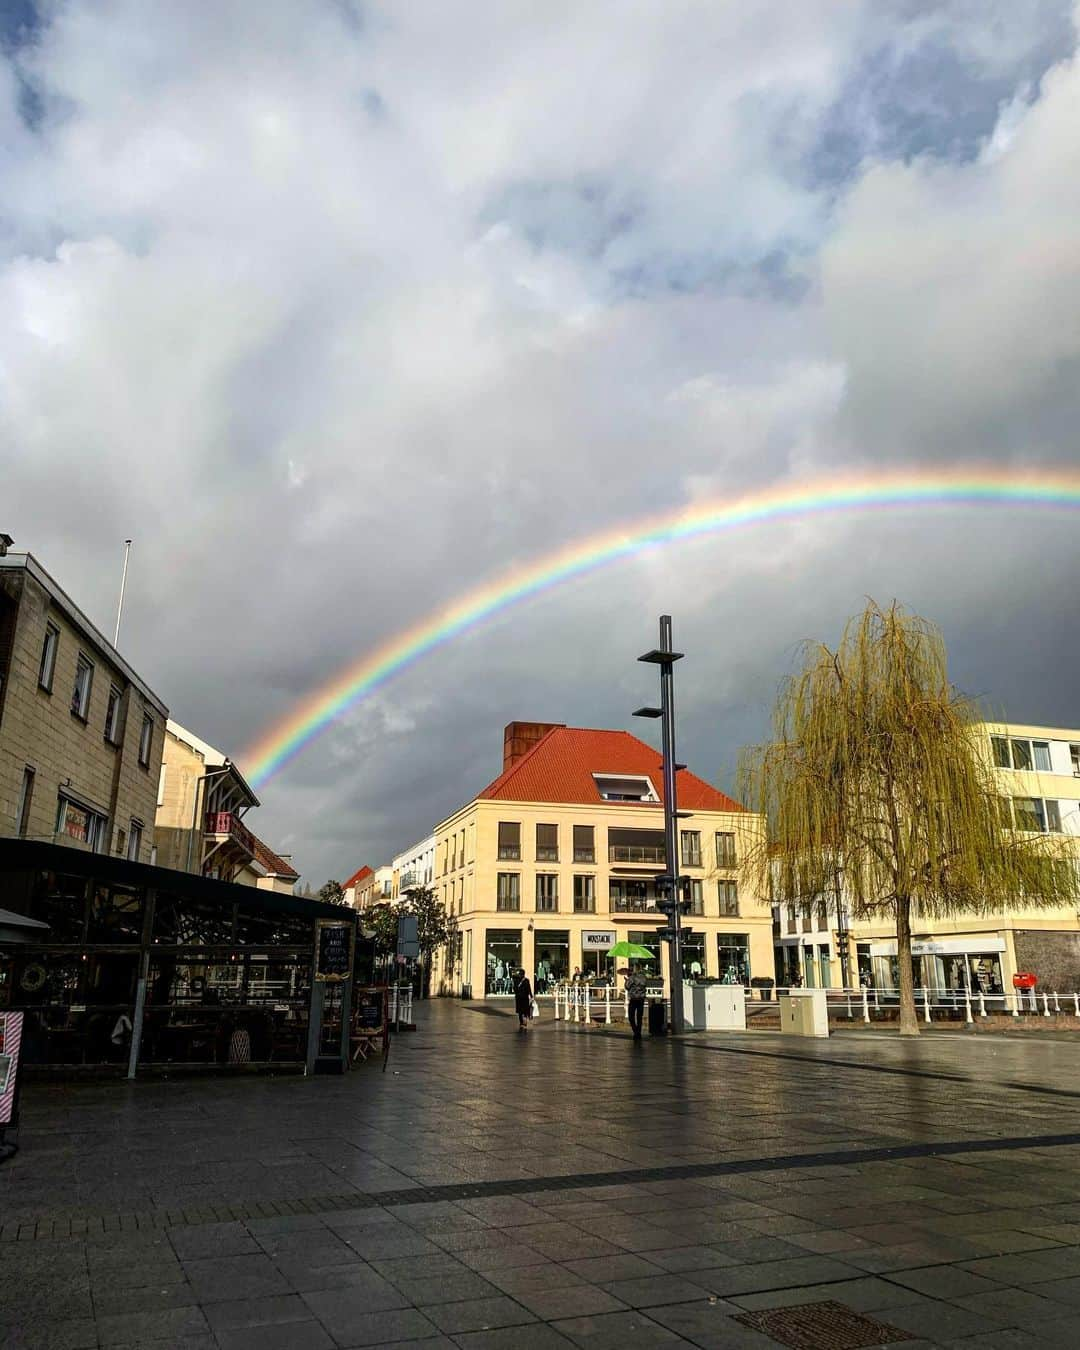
xmin=621 ymin=966 xmax=647 ymax=1040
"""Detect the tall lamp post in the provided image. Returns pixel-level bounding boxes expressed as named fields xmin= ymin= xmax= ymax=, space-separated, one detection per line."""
xmin=634 ymin=615 xmax=688 ymax=1035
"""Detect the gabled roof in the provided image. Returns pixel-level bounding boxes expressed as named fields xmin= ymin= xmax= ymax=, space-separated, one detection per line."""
xmin=342 ymin=864 xmax=374 ymax=890
xmin=251 ymin=836 xmax=299 ymax=881
xmin=477 ymin=726 xmax=744 ymax=812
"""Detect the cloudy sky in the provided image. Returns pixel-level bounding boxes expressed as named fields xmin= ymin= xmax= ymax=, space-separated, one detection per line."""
xmin=4 ymin=1 xmax=1080 ymax=886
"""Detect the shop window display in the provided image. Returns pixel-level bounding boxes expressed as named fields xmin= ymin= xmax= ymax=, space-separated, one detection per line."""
xmin=717 ymin=933 xmax=750 ymax=984
xmin=534 ymin=930 xmax=569 ymax=993
xmin=485 ymin=929 xmax=521 ymax=995
xmin=628 ymin=930 xmax=661 ymax=974
xmin=681 ymin=932 xmax=706 ymax=979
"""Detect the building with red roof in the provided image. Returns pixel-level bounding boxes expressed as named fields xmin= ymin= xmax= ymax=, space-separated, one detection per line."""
xmin=430 ymin=722 xmax=769 ymax=1000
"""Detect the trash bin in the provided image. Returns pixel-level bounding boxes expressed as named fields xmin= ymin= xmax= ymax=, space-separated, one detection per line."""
xmin=460 ymin=984 xmax=472 ymax=1000
xmin=648 ymin=999 xmax=667 ymax=1036
xmin=751 ymin=977 xmax=775 ymax=1002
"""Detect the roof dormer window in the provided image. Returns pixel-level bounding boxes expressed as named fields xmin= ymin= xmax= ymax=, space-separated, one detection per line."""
xmin=593 ymin=773 xmax=659 ymax=803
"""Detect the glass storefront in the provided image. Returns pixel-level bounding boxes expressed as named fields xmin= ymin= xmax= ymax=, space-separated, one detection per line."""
xmin=485 ymin=928 xmax=521 ymax=995
xmin=0 ymin=840 xmax=366 ymax=1069
xmin=628 ymin=930 xmax=662 ymax=975
xmin=717 ymin=933 xmax=750 ymax=984
xmin=534 ymin=930 xmax=569 ymax=993
xmin=681 ymin=932 xmax=706 ymax=979
xmin=581 ymin=946 xmax=615 ymax=981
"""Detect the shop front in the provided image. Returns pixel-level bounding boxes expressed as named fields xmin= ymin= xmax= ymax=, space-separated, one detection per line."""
xmin=717 ymin=932 xmax=750 ymax=984
xmin=484 ymin=928 xmax=522 ymax=995
xmin=580 ymin=927 xmax=617 ymax=980
xmin=865 ymin=936 xmax=1007 ymax=994
xmin=0 ymin=839 xmax=367 ymax=1073
xmin=534 ymin=929 xmax=569 ymax=993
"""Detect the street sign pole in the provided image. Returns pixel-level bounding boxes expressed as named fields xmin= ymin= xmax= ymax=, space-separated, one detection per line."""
xmin=637 ymin=616 xmax=686 ymax=1034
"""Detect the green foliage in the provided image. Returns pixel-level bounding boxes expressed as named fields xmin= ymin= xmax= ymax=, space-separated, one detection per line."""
xmin=362 ymin=902 xmax=400 ymax=955
xmin=741 ymin=599 xmax=1079 ymax=1035
xmin=402 ymin=885 xmax=451 ymax=957
xmin=317 ymin=879 xmax=346 ymax=905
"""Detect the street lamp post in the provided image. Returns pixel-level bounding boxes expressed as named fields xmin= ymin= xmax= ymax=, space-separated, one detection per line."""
xmin=634 ymin=615 xmax=686 ymax=1035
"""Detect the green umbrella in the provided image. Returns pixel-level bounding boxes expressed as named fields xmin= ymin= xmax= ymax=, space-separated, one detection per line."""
xmin=607 ymin=941 xmax=655 ymax=960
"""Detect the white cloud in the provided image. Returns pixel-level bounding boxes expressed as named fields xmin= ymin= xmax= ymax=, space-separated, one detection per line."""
xmin=1 ymin=0 xmax=1078 ymax=881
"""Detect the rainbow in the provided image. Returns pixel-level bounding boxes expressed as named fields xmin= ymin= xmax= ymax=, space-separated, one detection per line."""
xmin=241 ymin=466 xmax=1080 ymax=787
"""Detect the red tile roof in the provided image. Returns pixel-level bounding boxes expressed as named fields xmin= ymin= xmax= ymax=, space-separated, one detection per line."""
xmin=251 ymin=836 xmax=300 ymax=880
xmin=478 ymin=726 xmax=744 ymax=812
xmin=342 ymin=864 xmax=374 ymax=890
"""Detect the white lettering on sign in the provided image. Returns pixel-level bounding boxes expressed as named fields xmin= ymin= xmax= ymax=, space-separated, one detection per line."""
xmin=582 ymin=930 xmax=616 ymax=949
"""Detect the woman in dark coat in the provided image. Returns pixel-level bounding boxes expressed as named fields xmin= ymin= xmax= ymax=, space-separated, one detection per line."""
xmin=513 ymin=968 xmax=533 ymax=1031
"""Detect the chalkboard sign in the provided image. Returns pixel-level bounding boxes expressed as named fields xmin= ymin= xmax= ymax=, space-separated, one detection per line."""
xmin=315 ymin=920 xmax=354 ymax=982
xmin=355 ymin=987 xmax=386 ymax=1031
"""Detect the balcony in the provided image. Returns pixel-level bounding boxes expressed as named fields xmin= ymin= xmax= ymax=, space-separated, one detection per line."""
xmin=497 ymin=846 xmax=521 ymax=861
xmin=536 ymin=848 xmax=559 ymax=863
xmin=573 ymin=900 xmax=596 ymax=914
xmin=400 ymin=870 xmax=417 ymax=889
xmin=496 ymin=897 xmax=521 ymax=912
xmin=205 ymin=812 xmax=256 ymax=856
xmin=609 ymin=845 xmax=666 ymax=865
xmin=573 ymin=849 xmax=596 ymax=863
xmin=612 ymin=897 xmax=658 ymax=915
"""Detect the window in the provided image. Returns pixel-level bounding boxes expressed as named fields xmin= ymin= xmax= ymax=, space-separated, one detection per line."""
xmin=16 ymin=766 xmax=35 ymax=837
xmin=1033 ymin=741 xmax=1052 ymax=772
xmin=1046 ymin=800 xmax=1062 ymax=832
xmin=536 ymin=823 xmax=558 ymax=862
xmin=38 ymin=622 xmax=59 ymax=692
xmin=688 ymin=879 xmax=703 ymax=915
xmin=717 ymin=933 xmax=750 ymax=984
xmin=610 ymin=879 xmax=651 ymax=913
xmin=996 ymin=797 xmax=1013 ymax=828
xmin=593 ymin=773 xmax=659 ymax=802
xmin=680 ymin=830 xmax=701 ymax=867
xmin=993 ymin=736 xmax=1055 ymax=774
xmin=71 ymin=653 xmax=93 ymax=719
xmin=573 ymin=875 xmax=595 ymax=913
xmin=1012 ymin=739 xmax=1033 ymax=771
xmin=715 ymin=832 xmax=737 ymax=867
xmin=991 ymin=735 xmax=1010 ymax=768
xmin=718 ymin=880 xmax=739 ymax=916
xmin=498 ymin=821 xmax=521 ymax=861
xmin=573 ymin=824 xmax=595 ymax=863
xmin=1013 ymin=797 xmax=1046 ymax=832
xmin=1072 ymin=744 xmax=1080 ymax=776
xmin=138 ymin=714 xmax=154 ymax=767
xmin=496 ymin=873 xmax=520 ymax=911
xmin=536 ymin=874 xmax=558 ymax=912
xmin=56 ymin=794 xmax=108 ymax=851
xmin=127 ymin=820 xmax=143 ymax=861
xmin=104 ymin=686 xmax=122 ymax=744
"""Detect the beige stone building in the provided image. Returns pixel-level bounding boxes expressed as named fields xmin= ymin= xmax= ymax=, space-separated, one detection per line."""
xmin=155 ymin=720 xmax=261 ymax=882
xmin=430 ymin=721 xmax=770 ymax=999
xmin=0 ymin=549 xmax=167 ymax=864
xmin=773 ymin=721 xmax=1080 ymax=994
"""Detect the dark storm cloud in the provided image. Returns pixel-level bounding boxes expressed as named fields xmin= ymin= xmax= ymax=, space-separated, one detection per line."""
xmin=2 ymin=0 xmax=1078 ymax=885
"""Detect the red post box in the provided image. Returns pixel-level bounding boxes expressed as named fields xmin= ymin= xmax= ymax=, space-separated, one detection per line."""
xmin=1012 ymin=972 xmax=1037 ymax=989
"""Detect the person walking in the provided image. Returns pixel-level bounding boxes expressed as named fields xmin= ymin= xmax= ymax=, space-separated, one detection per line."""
xmin=514 ymin=968 xmax=534 ymax=1032
xmin=621 ymin=965 xmax=647 ymax=1040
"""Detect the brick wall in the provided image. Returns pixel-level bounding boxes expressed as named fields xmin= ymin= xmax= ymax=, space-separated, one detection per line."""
xmin=1013 ymin=931 xmax=1080 ymax=991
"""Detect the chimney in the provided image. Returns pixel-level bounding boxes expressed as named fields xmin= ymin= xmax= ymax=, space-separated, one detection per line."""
xmin=503 ymin=721 xmax=564 ymax=771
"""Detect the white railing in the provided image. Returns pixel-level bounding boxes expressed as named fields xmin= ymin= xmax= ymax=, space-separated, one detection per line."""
xmin=389 ymin=984 xmax=413 ymax=1026
xmin=552 ymin=981 xmax=1080 ymax=1028
xmin=552 ymin=982 xmax=669 ymax=1024
xmin=773 ymin=984 xmax=1079 ymax=1025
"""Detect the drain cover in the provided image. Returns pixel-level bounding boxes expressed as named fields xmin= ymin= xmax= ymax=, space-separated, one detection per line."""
xmin=734 ymin=1300 xmax=913 ymax=1349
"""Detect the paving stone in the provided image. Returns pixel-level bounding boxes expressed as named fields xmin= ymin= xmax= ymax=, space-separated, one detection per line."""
xmin=646 ymin=1300 xmax=784 ymax=1348
xmin=215 ymin=1320 xmax=335 ymax=1350
xmin=203 ymin=1293 xmax=315 ymax=1332
xmin=423 ymin=1297 xmax=538 ymax=1334
xmin=0 ymin=1318 xmax=98 ymax=1350
xmin=561 ymin=1254 xmax=664 ymax=1282
xmin=886 ymin=1263 xmax=1006 ymax=1299
xmin=181 ymin=1252 xmax=292 ymax=1303
xmin=169 ymin=1222 xmax=260 ymax=1260
xmin=452 ymin=1329 xmax=577 ymax=1350
xmin=511 ymin=1287 xmax=629 ymax=1321
xmin=550 ymin=1309 xmax=692 ymax=1348
xmin=598 ymin=1275 xmax=711 ymax=1308
xmin=93 ymin=1305 xmax=211 ymax=1347
xmin=321 ymin=1307 xmax=440 ymax=1347
xmin=689 ymin=1254 xmax=862 ymax=1296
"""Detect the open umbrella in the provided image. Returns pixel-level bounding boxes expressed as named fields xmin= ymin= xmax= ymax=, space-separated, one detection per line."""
xmin=607 ymin=941 xmax=655 ymax=960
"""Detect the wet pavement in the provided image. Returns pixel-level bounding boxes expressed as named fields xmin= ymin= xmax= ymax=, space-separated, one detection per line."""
xmin=4 ymin=999 xmax=1080 ymax=1347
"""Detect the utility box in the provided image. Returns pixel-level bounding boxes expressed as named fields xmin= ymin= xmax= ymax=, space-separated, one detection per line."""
xmin=683 ymin=983 xmax=746 ymax=1030
xmin=779 ymin=988 xmax=830 ymax=1037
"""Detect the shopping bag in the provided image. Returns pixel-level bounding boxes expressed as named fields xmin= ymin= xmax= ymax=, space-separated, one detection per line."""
xmin=530 ymin=997 xmax=540 ymax=1019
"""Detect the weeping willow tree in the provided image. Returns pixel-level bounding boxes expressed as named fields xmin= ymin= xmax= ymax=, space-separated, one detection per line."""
xmin=741 ymin=600 xmax=1079 ymax=1035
